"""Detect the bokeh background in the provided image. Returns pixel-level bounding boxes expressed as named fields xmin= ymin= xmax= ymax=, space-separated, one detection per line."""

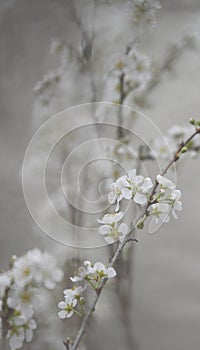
xmin=1 ymin=1 xmax=200 ymax=349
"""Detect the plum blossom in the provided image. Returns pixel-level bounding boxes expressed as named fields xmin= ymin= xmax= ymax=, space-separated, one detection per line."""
xmin=0 ymin=249 xmax=63 ymax=349
xmin=149 ymin=202 xmax=170 ymax=225
xmin=109 ymin=169 xmax=153 ymax=206
xmin=98 ymin=211 xmax=124 ymax=225
xmin=156 ymin=175 xmax=176 ymax=190
xmin=108 ymin=178 xmax=125 ymax=211
xmin=105 ymin=48 xmax=153 ymax=105
xmin=0 ymin=271 xmax=12 ymax=298
xmin=12 ymin=256 xmax=34 ymax=289
xmin=58 ymin=285 xmax=86 ymax=319
xmin=98 ymin=211 xmax=129 ymax=244
xmin=151 ymin=124 xmax=200 ymax=159
xmin=70 ymin=261 xmax=116 ymax=288
xmin=58 ymin=295 xmax=78 ymax=319
xmin=127 ymin=0 xmax=161 ymax=27
xmin=12 ymin=249 xmax=63 ymax=290
xmin=170 ymin=189 xmax=182 ymax=219
xmin=7 ymin=314 xmax=37 ymax=350
xmin=7 ymin=286 xmax=35 ymax=319
xmin=99 ymin=222 xmax=129 ymax=244
xmin=147 ymin=175 xmax=183 ymax=228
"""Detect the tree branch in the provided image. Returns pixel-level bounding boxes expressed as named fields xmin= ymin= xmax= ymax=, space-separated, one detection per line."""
xmin=68 ymin=126 xmax=200 ymax=350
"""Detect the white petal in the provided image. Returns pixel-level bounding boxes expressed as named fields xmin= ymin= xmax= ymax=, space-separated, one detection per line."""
xmin=94 ymin=262 xmax=105 ymax=272
xmin=105 ymin=236 xmax=115 ymax=244
xmin=29 ymin=319 xmax=37 ymax=330
xmin=172 ymin=209 xmax=178 ymax=219
xmin=108 ymin=191 xmax=116 ymax=204
xmin=158 ymin=203 xmax=170 ymax=213
xmin=174 ymin=201 xmax=182 ymax=211
xmin=119 ymin=223 xmax=128 ymax=235
xmin=113 ymin=211 xmax=124 ymax=222
xmin=58 ymin=310 xmax=67 ymax=319
xmin=134 ymin=192 xmax=147 ymax=205
xmin=107 ymin=267 xmax=117 ymax=278
xmin=70 ymin=276 xmax=82 ymax=282
xmin=58 ymin=301 xmax=66 ymax=309
xmin=99 ymin=225 xmax=111 ymax=235
xmin=26 ymin=329 xmax=33 ymax=342
xmin=122 ymin=188 xmax=132 ymax=199
xmin=66 ymin=310 xmax=73 ymax=318
xmin=141 ymin=177 xmax=153 ymax=191
xmin=128 ymin=169 xmax=136 ymax=180
xmin=15 ymin=316 xmax=25 ymax=326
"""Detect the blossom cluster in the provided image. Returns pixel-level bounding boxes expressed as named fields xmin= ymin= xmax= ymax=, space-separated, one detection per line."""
xmin=0 ymin=249 xmax=63 ymax=350
xmin=151 ymin=124 xmax=200 ymax=160
xmin=98 ymin=169 xmax=183 ymax=243
xmin=58 ymin=261 xmax=116 ymax=319
xmin=127 ymin=0 xmax=161 ymax=27
xmin=105 ymin=47 xmax=153 ymax=105
xmin=147 ymin=175 xmax=182 ymax=226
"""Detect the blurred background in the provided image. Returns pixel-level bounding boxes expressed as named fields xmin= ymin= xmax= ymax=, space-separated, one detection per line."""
xmin=1 ymin=1 xmax=200 ymax=349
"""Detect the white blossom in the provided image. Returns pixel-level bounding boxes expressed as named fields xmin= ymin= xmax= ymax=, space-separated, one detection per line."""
xmin=108 ymin=178 xmax=125 ymax=211
xmin=121 ymin=169 xmax=153 ymax=205
xmin=13 ymin=256 xmax=34 ymax=289
xmin=170 ymin=189 xmax=182 ymax=219
xmin=70 ymin=261 xmax=116 ymax=286
xmin=149 ymin=202 xmax=170 ymax=225
xmin=58 ymin=295 xmax=77 ymax=319
xmin=127 ymin=0 xmax=161 ymax=27
xmin=148 ymin=175 xmax=183 ymax=227
xmin=98 ymin=211 xmax=124 ymax=225
xmin=0 ymin=271 xmax=12 ymax=298
xmin=99 ymin=222 xmax=129 ymax=244
xmin=156 ymin=175 xmax=176 ymax=190
xmin=7 ymin=314 xmax=37 ymax=350
xmin=7 ymin=286 xmax=35 ymax=319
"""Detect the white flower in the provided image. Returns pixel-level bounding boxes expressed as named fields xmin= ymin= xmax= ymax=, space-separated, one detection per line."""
xmin=98 ymin=211 xmax=129 ymax=244
xmin=122 ymin=169 xmax=152 ymax=205
xmin=63 ymin=285 xmax=86 ymax=298
xmin=156 ymin=175 xmax=176 ymax=190
xmin=13 ymin=256 xmax=34 ymax=288
xmin=8 ymin=327 xmax=24 ymax=350
xmin=148 ymin=176 xmax=182 ymax=228
xmin=0 ymin=271 xmax=12 ymax=298
xmin=7 ymin=286 xmax=35 ymax=319
xmin=127 ymin=0 xmax=161 ymax=27
xmin=70 ymin=261 xmax=93 ymax=283
xmin=8 ymin=315 xmax=37 ymax=350
xmin=170 ymin=189 xmax=182 ymax=219
xmin=93 ymin=262 xmax=117 ymax=279
xmin=134 ymin=176 xmax=153 ymax=205
xmin=149 ymin=202 xmax=170 ymax=225
xmin=108 ymin=177 xmax=125 ymax=211
xmin=70 ymin=261 xmax=117 ymax=286
xmin=99 ymin=221 xmax=129 ymax=244
xmin=13 ymin=249 xmax=64 ymax=290
xmin=36 ymin=252 xmax=64 ymax=290
xmin=121 ymin=169 xmax=143 ymax=199
xmin=98 ymin=211 xmax=124 ymax=225
xmin=58 ymin=295 xmax=77 ymax=319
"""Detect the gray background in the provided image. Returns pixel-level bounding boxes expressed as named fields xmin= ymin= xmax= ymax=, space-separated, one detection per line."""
xmin=1 ymin=1 xmax=200 ymax=349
